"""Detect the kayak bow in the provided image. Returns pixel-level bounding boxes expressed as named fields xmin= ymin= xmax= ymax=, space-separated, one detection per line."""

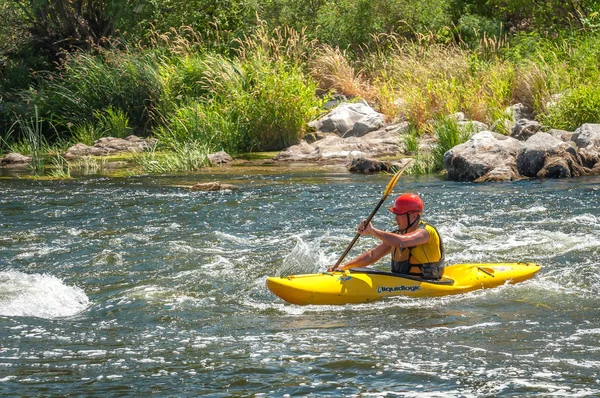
xmin=266 ymin=262 xmax=541 ymax=305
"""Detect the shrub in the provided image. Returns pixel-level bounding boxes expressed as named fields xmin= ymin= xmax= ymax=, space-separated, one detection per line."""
xmin=36 ymin=48 xmax=164 ymax=136
xmin=239 ymin=57 xmax=321 ymax=151
xmin=538 ymin=84 xmax=600 ymax=130
xmin=154 ymin=100 xmax=242 ymax=154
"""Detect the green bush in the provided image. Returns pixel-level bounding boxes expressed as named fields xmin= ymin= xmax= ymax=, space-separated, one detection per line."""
xmin=538 ymin=84 xmax=600 ymax=130
xmin=94 ymin=107 xmax=133 ymax=138
xmin=70 ymin=122 xmax=104 ymax=146
xmin=157 ymin=50 xmax=321 ymax=153
xmin=35 ymin=49 xmax=164 ymax=136
xmin=155 ymin=100 xmax=242 ymax=153
xmin=316 ymin=0 xmax=451 ymax=50
xmin=238 ymin=57 xmax=321 ymax=151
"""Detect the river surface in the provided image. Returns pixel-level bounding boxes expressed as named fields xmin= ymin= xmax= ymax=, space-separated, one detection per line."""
xmin=1 ymin=166 xmax=599 ymax=397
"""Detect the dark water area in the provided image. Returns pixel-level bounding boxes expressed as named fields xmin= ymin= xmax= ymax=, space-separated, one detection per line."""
xmin=1 ymin=167 xmax=599 ymax=396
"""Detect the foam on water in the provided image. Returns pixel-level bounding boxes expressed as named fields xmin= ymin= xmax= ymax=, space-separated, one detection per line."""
xmin=279 ymin=236 xmax=329 ymax=276
xmin=0 ymin=271 xmax=89 ymax=318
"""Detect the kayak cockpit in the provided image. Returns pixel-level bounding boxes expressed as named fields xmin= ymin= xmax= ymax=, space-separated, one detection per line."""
xmin=346 ymin=268 xmax=455 ymax=285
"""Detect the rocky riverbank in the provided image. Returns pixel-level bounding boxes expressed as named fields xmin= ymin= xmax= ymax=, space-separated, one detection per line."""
xmin=2 ymin=101 xmax=599 ymax=183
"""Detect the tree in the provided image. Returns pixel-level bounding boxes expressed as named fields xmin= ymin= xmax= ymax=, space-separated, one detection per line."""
xmin=450 ymin=0 xmax=600 ymax=32
xmin=3 ymin=0 xmax=130 ymax=61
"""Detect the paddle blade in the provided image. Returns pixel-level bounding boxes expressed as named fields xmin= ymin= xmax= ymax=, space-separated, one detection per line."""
xmin=383 ymin=160 xmax=413 ymax=197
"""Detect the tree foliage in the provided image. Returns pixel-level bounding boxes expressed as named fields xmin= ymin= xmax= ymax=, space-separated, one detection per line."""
xmin=451 ymin=0 xmax=600 ymax=32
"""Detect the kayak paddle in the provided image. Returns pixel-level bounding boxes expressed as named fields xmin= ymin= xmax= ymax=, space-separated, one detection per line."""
xmin=331 ymin=160 xmax=413 ymax=270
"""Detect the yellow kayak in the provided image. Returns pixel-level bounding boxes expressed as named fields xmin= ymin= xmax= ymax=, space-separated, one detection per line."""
xmin=266 ymin=262 xmax=541 ymax=305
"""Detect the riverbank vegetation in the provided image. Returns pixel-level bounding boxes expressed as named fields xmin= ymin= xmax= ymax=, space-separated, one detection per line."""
xmin=1 ymin=0 xmax=600 ymax=174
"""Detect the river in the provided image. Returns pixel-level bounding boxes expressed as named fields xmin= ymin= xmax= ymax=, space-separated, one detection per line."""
xmin=1 ymin=166 xmax=599 ymax=396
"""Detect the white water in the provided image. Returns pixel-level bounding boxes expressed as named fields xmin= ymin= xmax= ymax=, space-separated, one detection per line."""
xmin=0 ymin=271 xmax=89 ymax=318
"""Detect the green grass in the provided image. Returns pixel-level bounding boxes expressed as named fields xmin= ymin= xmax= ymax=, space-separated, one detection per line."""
xmin=133 ymin=141 xmax=209 ymax=174
xmin=431 ymin=116 xmax=476 ymax=172
xmin=8 ymin=106 xmax=49 ymax=173
xmin=538 ymin=83 xmax=600 ymax=130
xmin=47 ymin=153 xmax=71 ymax=179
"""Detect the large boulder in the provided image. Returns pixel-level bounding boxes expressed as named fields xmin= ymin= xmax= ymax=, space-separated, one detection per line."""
xmin=307 ymin=100 xmax=385 ymax=138
xmin=275 ymin=124 xmax=405 ymax=163
xmin=443 ymin=131 xmax=522 ymax=182
xmin=516 ymin=132 xmax=584 ymax=178
xmin=572 ymin=123 xmax=600 ymax=149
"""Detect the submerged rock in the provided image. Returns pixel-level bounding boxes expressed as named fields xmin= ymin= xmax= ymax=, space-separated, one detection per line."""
xmin=191 ymin=182 xmax=239 ymax=191
xmin=347 ymin=157 xmax=394 ymax=174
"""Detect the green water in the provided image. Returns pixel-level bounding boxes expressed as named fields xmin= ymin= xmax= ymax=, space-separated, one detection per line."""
xmin=1 ymin=168 xmax=599 ymax=396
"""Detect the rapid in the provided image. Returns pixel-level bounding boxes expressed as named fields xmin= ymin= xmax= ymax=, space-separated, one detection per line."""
xmin=1 ymin=167 xmax=599 ymax=396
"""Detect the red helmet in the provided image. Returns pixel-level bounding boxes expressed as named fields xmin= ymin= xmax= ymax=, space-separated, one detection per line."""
xmin=389 ymin=193 xmax=424 ymax=215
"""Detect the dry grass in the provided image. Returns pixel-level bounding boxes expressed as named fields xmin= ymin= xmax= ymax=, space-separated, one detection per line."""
xmin=309 ymin=45 xmax=374 ymax=101
xmin=511 ymin=60 xmax=553 ymax=114
xmin=235 ymin=25 xmax=317 ymax=65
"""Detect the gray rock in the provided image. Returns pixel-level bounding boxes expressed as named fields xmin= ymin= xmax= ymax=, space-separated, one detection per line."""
xmin=547 ymin=129 xmax=573 ymax=142
xmin=511 ymin=119 xmax=543 ymax=141
xmin=450 ymin=112 xmax=488 ymax=133
xmin=275 ymin=126 xmax=405 ymax=163
xmin=207 ymin=151 xmax=233 ymax=166
xmin=516 ymin=132 xmax=582 ymax=178
xmin=572 ymin=123 xmax=600 ymax=148
xmin=0 ymin=152 xmax=32 ymax=166
xmin=308 ymin=101 xmax=385 ymax=138
xmin=64 ymin=135 xmax=157 ymax=160
xmin=444 ymin=131 xmax=522 ymax=182
xmin=505 ymin=103 xmax=530 ymax=122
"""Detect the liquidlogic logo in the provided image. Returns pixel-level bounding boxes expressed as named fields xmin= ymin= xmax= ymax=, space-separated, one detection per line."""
xmin=377 ymin=285 xmax=421 ymax=294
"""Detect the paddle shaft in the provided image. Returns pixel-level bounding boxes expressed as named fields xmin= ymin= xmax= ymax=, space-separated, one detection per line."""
xmin=331 ymin=160 xmax=412 ymax=270
xmin=332 ymin=196 xmax=387 ymax=268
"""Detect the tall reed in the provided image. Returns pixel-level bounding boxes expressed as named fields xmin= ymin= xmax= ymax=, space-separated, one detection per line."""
xmin=9 ymin=106 xmax=48 ymax=172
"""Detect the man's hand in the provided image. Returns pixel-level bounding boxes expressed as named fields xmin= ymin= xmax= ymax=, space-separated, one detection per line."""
xmin=358 ymin=219 xmax=374 ymax=235
xmin=328 ymin=264 xmax=342 ymax=272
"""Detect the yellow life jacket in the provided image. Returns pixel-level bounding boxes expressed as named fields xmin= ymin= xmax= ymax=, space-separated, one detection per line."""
xmin=390 ymin=221 xmax=445 ymax=279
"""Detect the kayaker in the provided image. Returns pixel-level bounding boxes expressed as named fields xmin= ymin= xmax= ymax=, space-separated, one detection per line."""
xmin=328 ymin=193 xmax=445 ymax=280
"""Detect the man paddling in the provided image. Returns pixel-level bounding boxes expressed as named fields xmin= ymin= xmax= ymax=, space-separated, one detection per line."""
xmin=328 ymin=193 xmax=445 ymax=280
